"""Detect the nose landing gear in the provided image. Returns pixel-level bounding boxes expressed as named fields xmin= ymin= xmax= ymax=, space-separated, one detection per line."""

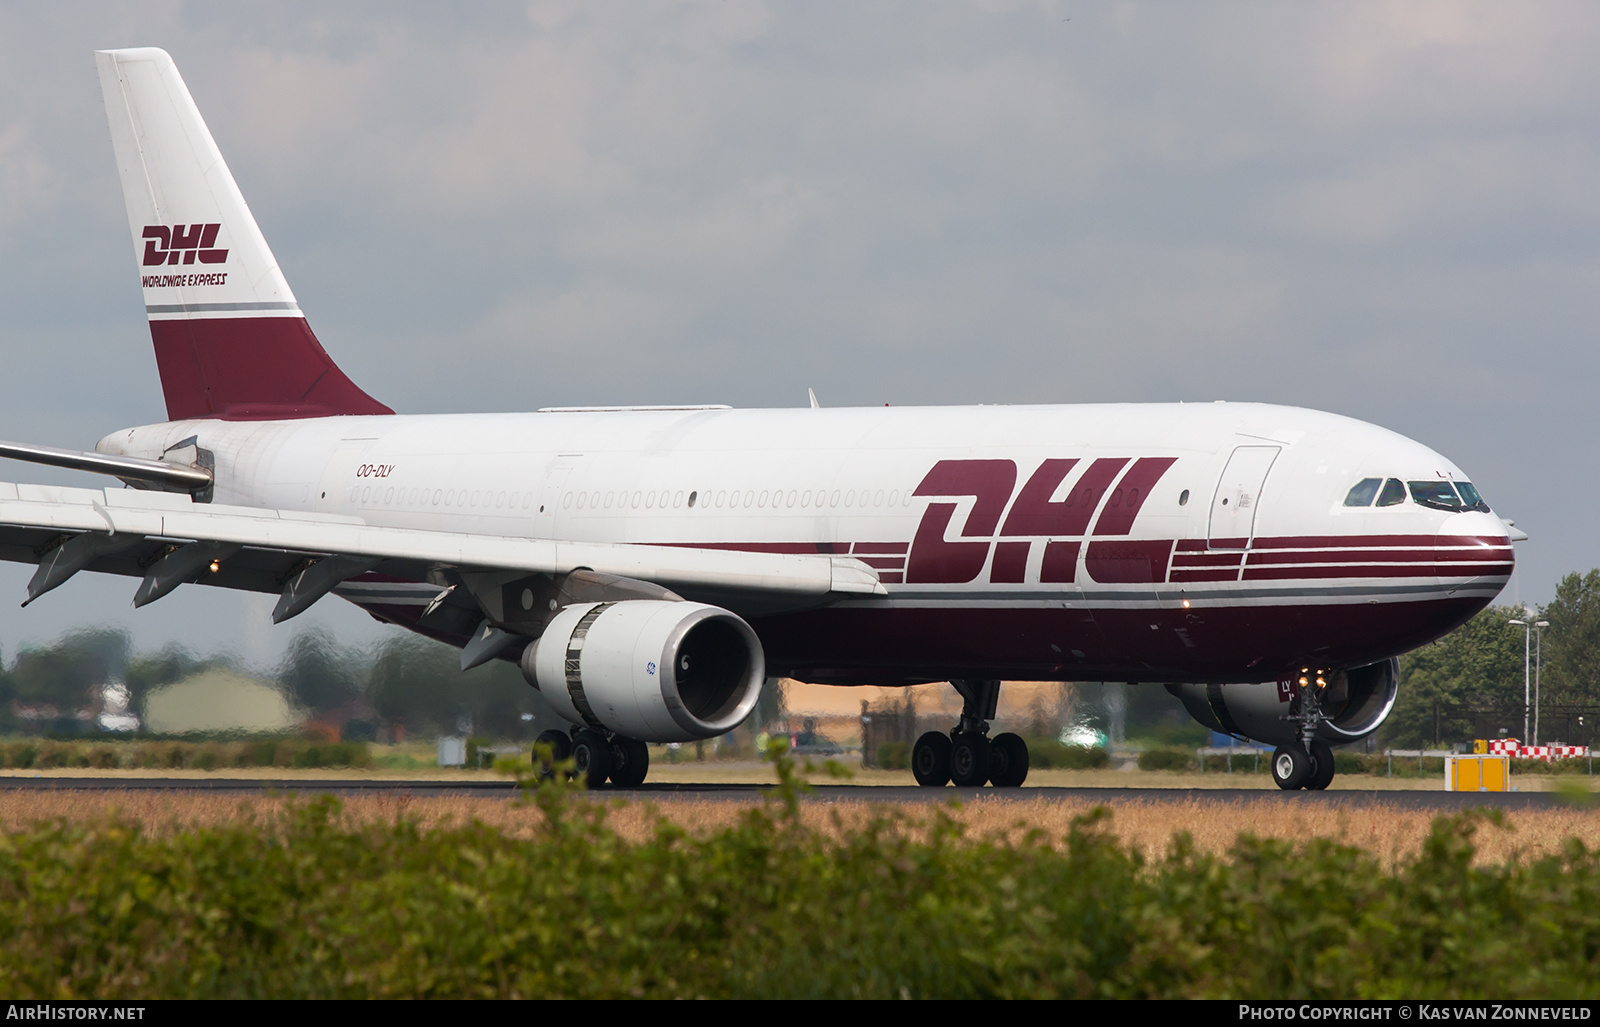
xmin=1273 ymin=669 xmax=1339 ymax=791
xmin=911 ymin=679 xmax=1031 ymax=788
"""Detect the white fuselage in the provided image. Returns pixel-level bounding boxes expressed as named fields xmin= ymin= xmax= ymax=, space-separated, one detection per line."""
xmin=99 ymin=400 xmax=1513 ymax=685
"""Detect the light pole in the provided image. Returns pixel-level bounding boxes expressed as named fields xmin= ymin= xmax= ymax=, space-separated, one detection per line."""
xmin=1534 ymin=620 xmax=1548 ymax=744
xmin=1508 ymin=615 xmax=1550 ymax=745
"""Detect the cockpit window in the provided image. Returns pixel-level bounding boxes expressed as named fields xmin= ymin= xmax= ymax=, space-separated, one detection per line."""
xmin=1408 ymin=480 xmax=1464 ymax=512
xmin=1376 ymin=479 xmax=1407 ymax=507
xmin=1450 ymin=481 xmax=1491 ymax=513
xmin=1344 ymin=478 xmax=1381 ymax=507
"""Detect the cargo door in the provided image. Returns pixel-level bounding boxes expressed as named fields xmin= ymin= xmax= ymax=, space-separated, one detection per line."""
xmin=533 ymin=461 xmax=574 ymax=539
xmin=1208 ymin=445 xmax=1279 ymax=550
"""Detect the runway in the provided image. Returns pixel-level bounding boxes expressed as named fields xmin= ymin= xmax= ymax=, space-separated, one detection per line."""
xmin=0 ymin=775 xmax=1584 ymax=810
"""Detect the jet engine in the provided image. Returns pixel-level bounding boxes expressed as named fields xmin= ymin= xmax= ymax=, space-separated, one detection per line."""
xmin=1165 ymin=658 xmax=1400 ymax=748
xmin=521 ymin=600 xmax=766 ymax=742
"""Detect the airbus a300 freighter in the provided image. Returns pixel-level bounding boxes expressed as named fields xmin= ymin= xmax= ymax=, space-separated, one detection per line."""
xmin=0 ymin=48 xmax=1517 ymax=790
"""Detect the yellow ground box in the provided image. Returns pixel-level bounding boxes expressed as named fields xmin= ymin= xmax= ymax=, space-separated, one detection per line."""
xmin=1445 ymin=755 xmax=1509 ymax=792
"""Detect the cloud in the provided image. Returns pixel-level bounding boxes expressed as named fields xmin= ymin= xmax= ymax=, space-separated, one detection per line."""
xmin=1 ymin=0 xmax=1599 ymax=661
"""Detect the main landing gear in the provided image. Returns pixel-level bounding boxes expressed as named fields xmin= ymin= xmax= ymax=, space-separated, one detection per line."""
xmin=1272 ymin=668 xmax=1338 ymax=791
xmin=911 ymin=679 xmax=1030 ymax=788
xmin=534 ymin=727 xmax=651 ymax=788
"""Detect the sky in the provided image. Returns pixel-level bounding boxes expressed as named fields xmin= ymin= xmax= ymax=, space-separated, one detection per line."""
xmin=0 ymin=1 xmax=1596 ymax=669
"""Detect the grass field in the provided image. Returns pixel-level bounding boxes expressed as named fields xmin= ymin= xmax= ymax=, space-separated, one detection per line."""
xmin=3 ymin=750 xmax=1591 ymax=791
xmin=1 ymin=779 xmax=1596 ymax=866
xmin=5 ymin=755 xmax=1600 ymax=997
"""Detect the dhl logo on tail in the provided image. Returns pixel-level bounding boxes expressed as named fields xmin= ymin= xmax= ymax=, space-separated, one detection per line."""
xmin=141 ymin=224 xmax=228 ymax=266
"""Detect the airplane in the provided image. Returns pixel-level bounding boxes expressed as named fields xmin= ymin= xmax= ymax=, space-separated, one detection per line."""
xmin=0 ymin=47 xmax=1517 ymax=791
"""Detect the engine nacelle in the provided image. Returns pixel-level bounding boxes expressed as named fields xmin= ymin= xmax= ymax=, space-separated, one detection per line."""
xmin=1166 ymin=658 xmax=1400 ymax=748
xmin=522 ymin=600 xmax=766 ymax=742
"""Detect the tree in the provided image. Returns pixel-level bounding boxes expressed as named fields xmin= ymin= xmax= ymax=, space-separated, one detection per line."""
xmin=367 ymin=633 xmax=559 ymax=739
xmin=276 ymin=629 xmax=361 ymax=714
xmin=1538 ymin=570 xmax=1600 ymax=705
xmin=10 ymin=629 xmax=131 ymax=712
xmin=1384 ymin=605 xmax=1527 ymax=748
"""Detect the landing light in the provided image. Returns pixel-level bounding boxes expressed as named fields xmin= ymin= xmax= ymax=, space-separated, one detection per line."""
xmin=209 ymin=560 xmax=220 ymax=573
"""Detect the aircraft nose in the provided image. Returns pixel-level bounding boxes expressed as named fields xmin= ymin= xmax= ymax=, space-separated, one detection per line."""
xmin=1437 ymin=510 xmax=1516 ymax=585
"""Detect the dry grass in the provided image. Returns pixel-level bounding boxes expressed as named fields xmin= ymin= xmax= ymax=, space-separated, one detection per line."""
xmin=4 ymin=749 xmax=1591 ymax=791
xmin=0 ymin=788 xmax=1596 ymax=867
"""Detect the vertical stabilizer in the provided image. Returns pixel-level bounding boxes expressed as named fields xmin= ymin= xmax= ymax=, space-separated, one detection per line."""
xmin=95 ymin=47 xmax=391 ymax=421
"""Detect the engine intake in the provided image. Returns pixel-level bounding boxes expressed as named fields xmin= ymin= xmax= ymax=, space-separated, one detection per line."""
xmin=522 ymin=600 xmax=766 ymax=742
xmin=1166 ymin=658 xmax=1400 ymax=748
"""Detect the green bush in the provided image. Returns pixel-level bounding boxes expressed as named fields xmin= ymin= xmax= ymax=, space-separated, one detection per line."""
xmin=1334 ymin=751 xmax=1373 ymax=774
xmin=874 ymin=741 xmax=910 ymax=770
xmin=1 ymin=773 xmax=1599 ymax=998
xmin=1510 ymin=757 xmax=1592 ymax=776
xmin=4 ymin=743 xmax=37 ymax=769
xmin=0 ymin=738 xmax=373 ymax=772
xmin=1378 ymin=755 xmax=1448 ymax=779
xmin=1029 ymin=742 xmax=1110 ymax=770
xmin=1137 ymin=748 xmax=1191 ymax=772
xmin=37 ymin=743 xmax=71 ymax=770
xmin=1202 ymin=752 xmax=1267 ymax=774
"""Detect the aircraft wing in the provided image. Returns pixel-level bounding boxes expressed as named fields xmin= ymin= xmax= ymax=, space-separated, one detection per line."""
xmin=0 ymin=481 xmax=886 ymax=630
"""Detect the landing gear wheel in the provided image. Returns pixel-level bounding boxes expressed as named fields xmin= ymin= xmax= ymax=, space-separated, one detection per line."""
xmin=1271 ymin=743 xmax=1312 ymax=791
xmin=533 ymin=729 xmax=573 ymax=780
xmin=950 ymin=732 xmax=993 ymax=787
xmin=912 ymin=731 xmax=952 ymax=787
xmin=1306 ymin=740 xmax=1336 ymax=791
xmin=989 ymin=732 xmax=1030 ymax=787
xmin=609 ymin=736 xmax=650 ymax=788
xmin=569 ymin=728 xmax=612 ymax=788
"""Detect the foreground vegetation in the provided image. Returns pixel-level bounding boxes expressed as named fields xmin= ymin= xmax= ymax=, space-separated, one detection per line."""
xmin=2 ymin=758 xmax=1599 ymax=998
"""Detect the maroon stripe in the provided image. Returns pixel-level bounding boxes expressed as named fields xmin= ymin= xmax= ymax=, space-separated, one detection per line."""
xmin=1171 ymin=552 xmax=1245 ymax=567
xmin=1246 ymin=549 xmax=1509 ymax=565
xmin=856 ymin=556 xmax=908 ymax=570
xmin=1170 ymin=569 xmax=1241 ymax=583
xmin=1092 ymin=457 xmax=1177 ymax=536
xmin=1175 ymin=539 xmax=1210 ymax=552
xmin=1209 ymin=537 xmax=1249 ymax=549
xmin=1252 ymin=534 xmax=1510 ymax=550
xmin=149 ymin=317 xmax=391 ymax=421
xmin=1085 ymin=539 xmax=1174 ymax=584
xmin=647 ymin=541 xmax=827 ymax=555
xmin=1248 ymin=559 xmax=1510 ymax=575
xmin=878 ymin=572 xmax=903 ymax=584
xmin=852 ymin=542 xmax=910 ymax=555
